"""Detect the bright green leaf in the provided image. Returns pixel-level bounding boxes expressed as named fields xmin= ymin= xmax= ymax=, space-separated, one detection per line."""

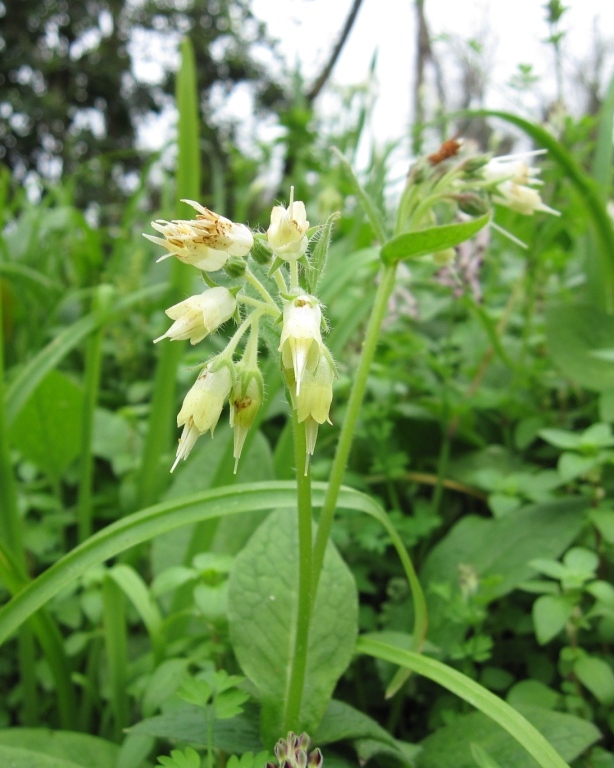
xmin=574 ymin=656 xmax=614 ymax=705
xmin=533 ymin=595 xmax=574 ymax=645
xmin=380 ymin=214 xmax=491 ymax=264
xmin=0 ymin=730 xmax=119 ymax=768
xmin=9 ymin=369 xmax=83 ymax=482
xmin=228 ymin=509 xmax=358 ymax=742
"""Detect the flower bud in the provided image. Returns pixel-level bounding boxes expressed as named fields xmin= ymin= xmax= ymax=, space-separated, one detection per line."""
xmin=250 ymin=237 xmax=274 ymax=265
xmin=224 ymin=254 xmax=247 ymax=279
xmin=454 ymin=192 xmax=490 ymax=217
xmin=229 ymin=365 xmax=264 ymax=471
xmin=171 ymin=359 xmax=234 ymax=471
xmin=267 ymin=187 xmax=309 ymax=262
xmin=154 ymin=287 xmax=236 ymax=345
xmin=432 ymin=248 xmax=456 ymax=267
xmin=279 ymin=295 xmax=322 ymax=395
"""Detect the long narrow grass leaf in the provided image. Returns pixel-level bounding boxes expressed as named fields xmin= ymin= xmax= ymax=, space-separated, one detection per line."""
xmin=5 ymin=284 xmax=165 ymax=425
xmin=0 ymin=483 xmax=424 ymax=656
xmin=357 ymin=636 xmax=571 ymax=768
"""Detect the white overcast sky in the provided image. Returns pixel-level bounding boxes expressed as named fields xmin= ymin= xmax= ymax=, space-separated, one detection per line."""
xmin=252 ymin=0 xmax=613 ymax=136
xmin=137 ymin=0 xmax=614 ymax=157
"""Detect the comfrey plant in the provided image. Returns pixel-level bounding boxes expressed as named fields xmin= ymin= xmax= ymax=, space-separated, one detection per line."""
xmin=145 ymin=190 xmax=335 ymax=474
xmin=141 ymin=142 xmax=566 ymax=765
xmin=145 ymin=147 xmax=556 ymax=477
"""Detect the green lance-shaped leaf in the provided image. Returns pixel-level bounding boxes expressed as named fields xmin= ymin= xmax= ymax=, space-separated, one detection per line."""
xmin=380 ymin=213 xmax=491 ymax=265
xmin=4 ymin=284 xmax=164 ymax=426
xmin=227 ymin=508 xmax=358 ymax=745
xmin=0 ymin=483 xmax=422 ymax=653
xmin=357 ymin=635 xmax=579 ymax=768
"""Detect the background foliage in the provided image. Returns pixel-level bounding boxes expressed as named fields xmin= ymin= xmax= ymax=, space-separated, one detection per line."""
xmin=1 ymin=2 xmax=614 ymax=768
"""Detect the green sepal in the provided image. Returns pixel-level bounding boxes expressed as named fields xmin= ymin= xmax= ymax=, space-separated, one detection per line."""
xmin=305 ymin=211 xmax=340 ymax=294
xmin=267 ymin=256 xmax=286 ymax=277
xmin=380 ymin=213 xmax=491 ymax=265
xmin=250 ymin=237 xmax=273 ymax=266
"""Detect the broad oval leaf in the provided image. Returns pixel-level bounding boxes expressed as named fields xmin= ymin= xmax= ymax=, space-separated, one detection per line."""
xmin=380 ymin=213 xmax=490 ymax=265
xmin=228 ymin=509 xmax=358 ymax=744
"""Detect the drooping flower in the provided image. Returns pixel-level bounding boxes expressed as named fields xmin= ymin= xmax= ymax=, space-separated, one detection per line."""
xmin=267 ymin=187 xmax=309 ymax=261
xmin=171 ymin=359 xmax=234 ymax=471
xmin=293 ymin=351 xmax=335 ymax=473
xmin=279 ymin=294 xmax=322 ymax=395
xmin=295 ymin=351 xmax=334 ymax=426
xmin=154 ymin=287 xmax=236 ymax=345
xmin=229 ymin=364 xmax=264 ymax=472
xmin=481 ymin=153 xmax=559 ymax=216
xmin=144 ymin=202 xmax=253 ymax=271
xmin=491 ymin=180 xmax=560 ymax=216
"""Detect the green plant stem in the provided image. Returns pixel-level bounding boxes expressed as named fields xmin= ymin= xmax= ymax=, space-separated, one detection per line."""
xmin=272 ymin=269 xmax=288 ymax=294
xmin=0 ymin=280 xmax=25 ymax=569
xmin=290 ymin=261 xmax=299 ymax=291
xmin=244 ymin=268 xmax=279 ymax=309
xmin=77 ymin=285 xmax=113 ymax=542
xmin=283 ymin=413 xmax=313 ymax=731
xmin=237 ymin=294 xmax=278 ymax=316
xmin=0 ymin=272 xmax=41 ymax=726
xmin=312 ymin=261 xmax=397 ymax=595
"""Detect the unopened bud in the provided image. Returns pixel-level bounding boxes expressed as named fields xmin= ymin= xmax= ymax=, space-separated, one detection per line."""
xmin=224 ymin=254 xmax=247 ymax=278
xmin=454 ymin=192 xmax=490 ymax=217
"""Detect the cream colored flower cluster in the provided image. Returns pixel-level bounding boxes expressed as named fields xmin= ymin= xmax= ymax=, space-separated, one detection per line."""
xmin=144 ymin=190 xmax=335 ymax=474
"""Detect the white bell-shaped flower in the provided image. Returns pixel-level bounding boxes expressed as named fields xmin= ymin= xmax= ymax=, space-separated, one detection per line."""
xmin=154 ymin=287 xmax=236 ymax=345
xmin=267 ymin=187 xmax=309 ymax=262
xmin=279 ymin=294 xmax=322 ymax=395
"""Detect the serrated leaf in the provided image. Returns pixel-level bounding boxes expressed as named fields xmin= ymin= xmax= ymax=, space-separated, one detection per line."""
xmin=380 ymin=214 xmax=490 ymax=264
xmin=228 ymin=509 xmax=358 ymax=743
xmin=157 ymin=746 xmax=201 ymax=768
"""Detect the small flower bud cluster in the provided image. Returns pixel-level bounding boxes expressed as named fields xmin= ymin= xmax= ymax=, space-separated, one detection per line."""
xmin=144 ymin=190 xmax=335 ymax=473
xmin=265 ymin=732 xmax=323 ymax=768
xmin=395 ymin=139 xmax=560 ymax=286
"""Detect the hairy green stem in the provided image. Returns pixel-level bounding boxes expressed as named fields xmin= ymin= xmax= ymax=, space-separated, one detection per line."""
xmin=312 ymin=261 xmax=397 ymax=594
xmin=244 ymin=268 xmax=279 ymax=309
xmin=284 ymin=413 xmax=313 ymax=731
